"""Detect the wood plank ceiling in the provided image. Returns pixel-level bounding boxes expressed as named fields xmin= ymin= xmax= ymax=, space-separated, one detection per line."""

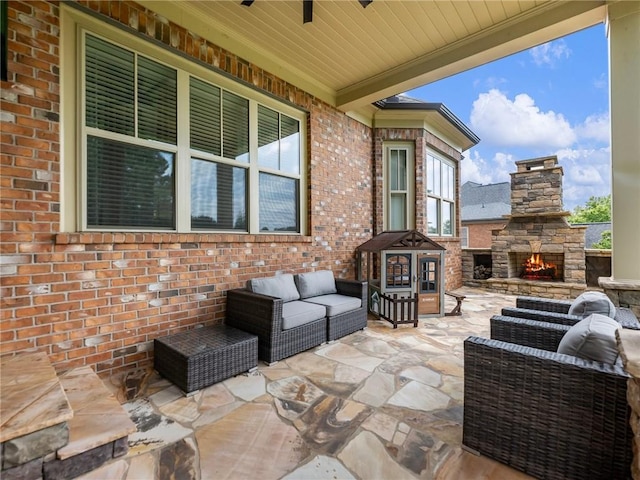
xmin=140 ymin=1 xmax=606 ymax=115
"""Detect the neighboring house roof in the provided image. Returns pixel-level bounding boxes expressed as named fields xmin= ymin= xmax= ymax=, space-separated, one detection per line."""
xmin=373 ymin=95 xmax=480 ymax=151
xmin=573 ymin=222 xmax=612 ymax=248
xmin=461 ymin=181 xmax=511 ymax=221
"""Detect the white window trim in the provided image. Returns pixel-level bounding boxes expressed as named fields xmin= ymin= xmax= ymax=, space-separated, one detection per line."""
xmin=426 ymin=150 xmax=456 ymax=237
xmin=383 ymin=142 xmax=415 ymax=231
xmin=61 ymin=5 xmax=307 ymax=235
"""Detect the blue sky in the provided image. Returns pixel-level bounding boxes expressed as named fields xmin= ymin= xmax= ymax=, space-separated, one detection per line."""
xmin=408 ymin=24 xmax=610 ymax=212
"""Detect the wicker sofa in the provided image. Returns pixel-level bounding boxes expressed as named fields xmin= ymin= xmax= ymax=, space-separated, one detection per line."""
xmin=506 ymin=293 xmax=640 ymax=330
xmin=463 ymin=315 xmax=633 ymax=480
xmin=225 ymin=271 xmax=367 ymax=363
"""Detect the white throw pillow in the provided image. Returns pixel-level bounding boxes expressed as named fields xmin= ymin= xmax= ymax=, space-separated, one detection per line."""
xmin=557 ymin=313 xmax=620 ymax=364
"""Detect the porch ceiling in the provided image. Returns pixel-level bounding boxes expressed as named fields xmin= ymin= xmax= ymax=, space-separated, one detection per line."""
xmin=140 ymin=1 xmax=606 ymax=116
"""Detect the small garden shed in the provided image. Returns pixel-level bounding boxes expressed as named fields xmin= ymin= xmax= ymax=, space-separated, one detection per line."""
xmin=356 ymin=230 xmax=447 ymax=323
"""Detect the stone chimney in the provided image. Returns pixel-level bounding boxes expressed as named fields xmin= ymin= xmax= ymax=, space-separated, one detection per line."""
xmin=511 ymin=156 xmax=565 ymax=216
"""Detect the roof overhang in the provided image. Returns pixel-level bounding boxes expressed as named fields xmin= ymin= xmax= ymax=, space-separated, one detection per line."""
xmin=136 ymin=1 xmax=608 ymax=122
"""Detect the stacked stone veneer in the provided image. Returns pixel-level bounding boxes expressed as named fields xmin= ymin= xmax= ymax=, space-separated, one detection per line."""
xmin=2 ymin=432 xmax=129 ymax=480
xmin=489 ymin=157 xmax=587 ymax=293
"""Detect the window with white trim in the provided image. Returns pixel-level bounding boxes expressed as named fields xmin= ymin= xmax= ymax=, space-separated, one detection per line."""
xmin=426 ymin=152 xmax=455 ymax=236
xmin=384 ymin=143 xmax=414 ymax=231
xmin=79 ymin=29 xmax=305 ymax=234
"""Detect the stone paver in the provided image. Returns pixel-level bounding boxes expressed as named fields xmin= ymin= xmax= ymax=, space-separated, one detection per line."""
xmin=104 ymin=288 xmax=535 ymax=479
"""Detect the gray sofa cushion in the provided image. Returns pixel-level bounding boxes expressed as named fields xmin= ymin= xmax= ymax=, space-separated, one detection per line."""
xmin=295 ymin=270 xmax=337 ymax=299
xmin=248 ymin=274 xmax=300 ymax=302
xmin=281 ymin=301 xmax=326 ymax=330
xmin=568 ymin=291 xmax=616 ymax=318
xmin=302 ymin=294 xmax=362 ymax=317
xmin=557 ymin=313 xmax=620 ymax=364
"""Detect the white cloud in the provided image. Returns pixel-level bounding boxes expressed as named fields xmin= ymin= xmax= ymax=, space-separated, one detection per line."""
xmin=530 ymin=40 xmax=571 ymax=67
xmin=575 ymin=113 xmax=610 ymax=143
xmin=556 ymin=147 xmax=611 ymax=210
xmin=470 ymin=89 xmax=576 ymax=148
xmin=461 ymin=150 xmax=512 ymax=185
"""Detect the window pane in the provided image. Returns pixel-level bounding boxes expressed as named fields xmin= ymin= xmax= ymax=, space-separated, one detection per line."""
xmin=87 ymin=136 xmax=174 ymax=228
xmin=138 ymin=57 xmax=177 ymax=144
xmin=258 ymin=105 xmax=279 ymax=170
xmin=259 ymin=173 xmax=299 ymax=232
xmin=191 ymin=159 xmax=246 ymax=230
xmin=389 ymin=193 xmax=406 ymax=230
xmin=442 ymin=200 xmax=453 ymax=235
xmin=427 ymin=197 xmax=439 ymax=235
xmin=432 ymin=158 xmax=441 ymax=196
xmin=85 ymin=34 xmax=134 ymax=135
xmin=222 ymin=91 xmax=249 ymax=162
xmin=426 ymin=155 xmax=434 ymax=194
xmin=398 ymin=150 xmax=407 ymax=190
xmin=386 ymin=254 xmax=411 ymax=288
xmin=280 ymin=114 xmax=300 ymax=175
xmin=442 ymin=163 xmax=454 ymax=200
xmin=390 ymin=150 xmax=398 ymax=190
xmin=190 ymin=78 xmax=221 ymax=155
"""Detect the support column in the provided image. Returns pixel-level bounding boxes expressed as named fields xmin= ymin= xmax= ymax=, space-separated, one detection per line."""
xmin=600 ymin=1 xmax=640 ymax=317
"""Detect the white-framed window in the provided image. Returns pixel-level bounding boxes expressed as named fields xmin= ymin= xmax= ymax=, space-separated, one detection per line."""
xmin=63 ymin=7 xmax=306 ymax=234
xmin=426 ymin=152 xmax=455 ymax=236
xmin=384 ymin=143 xmax=414 ymax=230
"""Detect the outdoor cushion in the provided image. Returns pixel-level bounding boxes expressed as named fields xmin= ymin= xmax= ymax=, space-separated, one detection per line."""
xmin=295 ymin=270 xmax=337 ymax=299
xmin=281 ymin=301 xmax=326 ymax=330
xmin=568 ymin=291 xmax=616 ymax=318
xmin=557 ymin=313 xmax=620 ymax=364
xmin=249 ymin=274 xmax=300 ymax=303
xmin=302 ymin=294 xmax=362 ymax=317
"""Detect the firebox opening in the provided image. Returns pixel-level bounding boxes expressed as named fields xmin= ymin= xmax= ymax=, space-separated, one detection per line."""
xmin=508 ymin=252 xmax=564 ymax=281
xmin=473 ymin=254 xmax=492 ymax=279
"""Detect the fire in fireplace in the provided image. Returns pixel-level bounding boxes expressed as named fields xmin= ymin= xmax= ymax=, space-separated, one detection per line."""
xmin=521 ymin=252 xmax=558 ymax=281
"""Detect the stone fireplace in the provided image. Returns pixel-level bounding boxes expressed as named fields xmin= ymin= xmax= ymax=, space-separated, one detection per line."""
xmin=488 ymin=156 xmax=587 ymax=297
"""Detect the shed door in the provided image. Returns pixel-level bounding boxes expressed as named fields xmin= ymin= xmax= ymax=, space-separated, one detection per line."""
xmin=417 ymin=254 xmax=440 ymax=314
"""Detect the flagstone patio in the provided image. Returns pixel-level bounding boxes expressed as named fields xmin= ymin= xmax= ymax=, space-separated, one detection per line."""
xmin=79 ymin=288 xmax=534 ymax=479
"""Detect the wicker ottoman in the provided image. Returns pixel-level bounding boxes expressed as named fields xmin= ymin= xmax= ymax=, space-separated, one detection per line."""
xmin=154 ymin=325 xmax=258 ymax=394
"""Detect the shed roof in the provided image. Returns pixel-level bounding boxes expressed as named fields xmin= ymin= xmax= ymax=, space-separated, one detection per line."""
xmin=356 ymin=230 xmax=445 ymax=252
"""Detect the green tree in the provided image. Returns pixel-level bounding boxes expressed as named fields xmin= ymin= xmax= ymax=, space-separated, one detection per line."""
xmin=592 ymin=230 xmax=612 ymax=249
xmin=568 ymin=195 xmax=611 ymax=223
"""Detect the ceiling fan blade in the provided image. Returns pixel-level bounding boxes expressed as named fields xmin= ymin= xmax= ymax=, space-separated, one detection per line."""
xmin=303 ymin=0 xmax=313 ymax=23
xmin=241 ymin=1 xmax=254 ymax=6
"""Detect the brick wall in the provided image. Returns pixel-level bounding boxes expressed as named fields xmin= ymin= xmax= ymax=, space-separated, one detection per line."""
xmin=0 ymin=0 xmax=373 ymax=378
xmin=373 ymin=128 xmax=463 ymax=290
xmin=463 ymin=222 xmax=507 ymax=249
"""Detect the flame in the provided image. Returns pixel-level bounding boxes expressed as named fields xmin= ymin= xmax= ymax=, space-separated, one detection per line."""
xmin=522 ymin=253 xmax=556 ymax=275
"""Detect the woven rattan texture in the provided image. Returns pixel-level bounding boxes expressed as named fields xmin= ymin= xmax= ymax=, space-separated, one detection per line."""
xmin=463 ymin=336 xmax=633 ymax=479
xmin=490 ymin=315 xmax=569 ymax=351
xmin=154 ymin=325 xmax=257 ymax=393
xmin=225 ymin=289 xmax=327 ymax=363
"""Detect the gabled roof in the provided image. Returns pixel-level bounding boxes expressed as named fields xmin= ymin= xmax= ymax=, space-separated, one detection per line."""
xmin=356 ymin=230 xmax=445 ymax=252
xmin=461 ymin=181 xmax=511 ymax=221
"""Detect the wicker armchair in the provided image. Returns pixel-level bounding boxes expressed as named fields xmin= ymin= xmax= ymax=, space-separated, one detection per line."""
xmin=463 ymin=315 xmax=633 ymax=480
xmin=510 ymin=295 xmax=640 ymax=330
